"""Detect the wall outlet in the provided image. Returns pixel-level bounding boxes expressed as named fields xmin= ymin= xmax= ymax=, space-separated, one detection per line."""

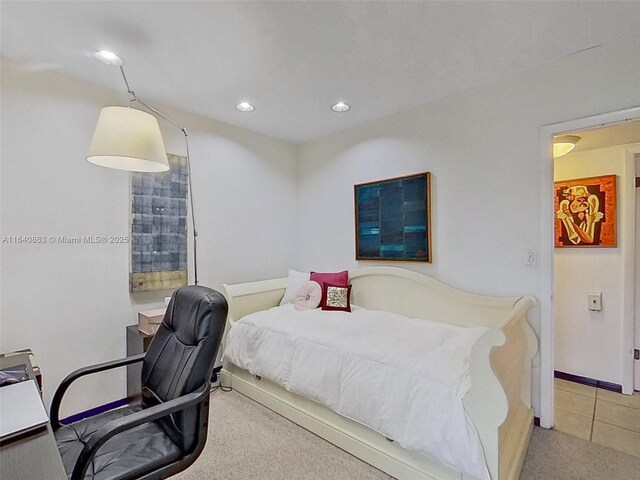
xmin=587 ymin=291 xmax=602 ymax=311
xmin=525 ymin=249 xmax=536 ymax=266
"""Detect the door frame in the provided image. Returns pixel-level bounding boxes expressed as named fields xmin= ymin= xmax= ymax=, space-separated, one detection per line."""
xmin=539 ymin=105 xmax=640 ymax=428
xmin=636 ymin=150 xmax=640 ymax=390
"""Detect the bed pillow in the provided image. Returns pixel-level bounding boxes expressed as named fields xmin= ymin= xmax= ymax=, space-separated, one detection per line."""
xmin=310 ymin=270 xmax=348 ymax=289
xmin=279 ymin=269 xmax=310 ymax=305
xmin=321 ymin=283 xmax=352 ymax=312
xmin=294 ymin=281 xmax=322 ymax=311
xmin=310 ymin=270 xmax=348 ymax=306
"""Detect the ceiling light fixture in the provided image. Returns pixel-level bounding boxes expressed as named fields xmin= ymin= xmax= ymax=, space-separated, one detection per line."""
xmin=93 ymin=50 xmax=122 ymax=67
xmin=331 ymin=102 xmax=350 ymax=113
xmin=88 ymin=51 xmax=200 ymax=285
xmin=553 ymin=135 xmax=581 ymax=158
xmin=236 ymin=102 xmax=254 ymax=113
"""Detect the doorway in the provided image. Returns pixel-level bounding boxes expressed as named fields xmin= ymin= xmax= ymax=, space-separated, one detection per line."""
xmin=553 ymin=122 xmax=640 ymax=393
xmin=550 ymin=121 xmax=640 ymax=454
xmin=539 ymin=106 xmax=640 ymax=430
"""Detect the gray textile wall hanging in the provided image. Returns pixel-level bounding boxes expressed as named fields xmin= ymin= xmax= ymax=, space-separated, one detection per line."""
xmin=130 ymin=153 xmax=188 ymax=292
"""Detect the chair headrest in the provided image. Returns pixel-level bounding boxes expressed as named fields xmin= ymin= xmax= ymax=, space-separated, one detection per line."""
xmin=163 ymin=285 xmax=227 ymax=346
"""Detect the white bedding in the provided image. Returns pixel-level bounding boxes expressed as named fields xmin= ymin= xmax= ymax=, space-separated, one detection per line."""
xmin=223 ymin=304 xmax=491 ymax=480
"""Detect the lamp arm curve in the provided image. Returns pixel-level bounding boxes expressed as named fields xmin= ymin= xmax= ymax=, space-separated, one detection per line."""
xmin=119 ymin=64 xmax=199 ymax=285
xmin=120 ymin=66 xmax=187 ymax=136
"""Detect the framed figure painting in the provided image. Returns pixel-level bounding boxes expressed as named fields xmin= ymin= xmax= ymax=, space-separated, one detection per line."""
xmin=355 ymin=172 xmax=432 ymax=262
xmin=554 ymin=174 xmax=616 ymax=248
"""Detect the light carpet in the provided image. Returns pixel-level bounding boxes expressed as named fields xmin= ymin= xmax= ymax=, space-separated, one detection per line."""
xmin=174 ymin=390 xmax=638 ymax=480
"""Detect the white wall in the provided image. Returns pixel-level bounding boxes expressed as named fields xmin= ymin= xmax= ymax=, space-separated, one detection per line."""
xmin=554 ymin=145 xmax=637 ymax=385
xmin=3 ymin=35 xmax=640 ymax=419
xmin=297 ymin=36 xmax=640 ymax=414
xmin=0 ymin=62 xmax=298 ymax=415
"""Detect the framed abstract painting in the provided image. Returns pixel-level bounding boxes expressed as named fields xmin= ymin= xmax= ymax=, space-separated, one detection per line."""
xmin=129 ymin=153 xmax=189 ymax=292
xmin=354 ymin=172 xmax=432 ymax=262
xmin=554 ymin=174 xmax=616 ymax=248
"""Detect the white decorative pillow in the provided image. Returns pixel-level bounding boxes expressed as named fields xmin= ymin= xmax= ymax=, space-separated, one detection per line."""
xmin=294 ymin=281 xmax=322 ymax=311
xmin=279 ymin=269 xmax=310 ymax=305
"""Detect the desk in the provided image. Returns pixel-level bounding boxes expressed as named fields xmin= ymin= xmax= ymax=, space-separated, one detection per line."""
xmin=0 ymin=352 xmax=67 ymax=480
xmin=0 ymin=425 xmax=67 ymax=480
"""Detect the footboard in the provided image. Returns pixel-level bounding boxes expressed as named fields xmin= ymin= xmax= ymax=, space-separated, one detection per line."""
xmin=464 ymin=298 xmax=537 ymax=480
xmin=222 ymin=267 xmax=537 ymax=480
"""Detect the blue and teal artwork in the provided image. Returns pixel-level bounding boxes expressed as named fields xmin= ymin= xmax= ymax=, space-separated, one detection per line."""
xmin=355 ymin=172 xmax=431 ymax=262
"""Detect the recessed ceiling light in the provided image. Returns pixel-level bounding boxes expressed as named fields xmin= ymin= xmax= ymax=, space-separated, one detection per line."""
xmin=331 ymin=102 xmax=350 ymax=113
xmin=94 ymin=50 xmax=122 ymax=67
xmin=236 ymin=102 xmax=255 ymax=113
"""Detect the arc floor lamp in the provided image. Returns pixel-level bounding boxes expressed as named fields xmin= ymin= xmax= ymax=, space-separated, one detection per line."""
xmin=87 ymin=51 xmax=199 ymax=285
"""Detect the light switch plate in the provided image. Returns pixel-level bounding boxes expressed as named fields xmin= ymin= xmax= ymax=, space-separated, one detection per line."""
xmin=525 ymin=249 xmax=536 ymax=266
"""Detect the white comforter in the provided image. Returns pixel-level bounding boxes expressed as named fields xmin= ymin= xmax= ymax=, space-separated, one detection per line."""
xmin=223 ymin=304 xmax=490 ymax=480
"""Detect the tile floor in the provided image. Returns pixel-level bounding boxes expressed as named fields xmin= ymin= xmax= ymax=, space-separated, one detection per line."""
xmin=554 ymin=378 xmax=640 ymax=457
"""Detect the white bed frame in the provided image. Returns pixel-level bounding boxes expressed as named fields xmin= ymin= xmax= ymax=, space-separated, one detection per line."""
xmin=221 ymin=267 xmax=537 ymax=480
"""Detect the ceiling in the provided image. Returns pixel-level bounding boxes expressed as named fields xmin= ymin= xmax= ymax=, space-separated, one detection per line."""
xmin=3 ymin=1 xmax=640 ymax=144
xmin=562 ymin=119 xmax=640 ymax=154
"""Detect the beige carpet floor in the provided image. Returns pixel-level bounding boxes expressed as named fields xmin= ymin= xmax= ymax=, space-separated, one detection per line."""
xmin=174 ymin=390 xmax=639 ymax=480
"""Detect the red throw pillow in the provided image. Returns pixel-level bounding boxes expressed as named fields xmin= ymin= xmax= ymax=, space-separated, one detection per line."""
xmin=311 ymin=270 xmax=348 ymax=307
xmin=310 ymin=271 xmax=348 ymax=289
xmin=321 ymin=283 xmax=352 ymax=312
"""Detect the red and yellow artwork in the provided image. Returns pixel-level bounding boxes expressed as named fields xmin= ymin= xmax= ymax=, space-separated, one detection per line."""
xmin=555 ymin=175 xmax=616 ymax=248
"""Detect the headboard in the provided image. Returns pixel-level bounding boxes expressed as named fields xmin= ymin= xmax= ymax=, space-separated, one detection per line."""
xmin=223 ymin=266 xmax=534 ymax=331
xmin=349 ymin=267 xmax=532 ymax=329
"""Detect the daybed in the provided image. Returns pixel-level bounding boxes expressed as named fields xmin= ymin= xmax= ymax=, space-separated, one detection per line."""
xmin=221 ymin=266 xmax=537 ymax=480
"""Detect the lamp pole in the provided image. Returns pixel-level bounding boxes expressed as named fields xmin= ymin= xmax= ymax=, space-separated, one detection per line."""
xmin=118 ymin=65 xmax=199 ymax=286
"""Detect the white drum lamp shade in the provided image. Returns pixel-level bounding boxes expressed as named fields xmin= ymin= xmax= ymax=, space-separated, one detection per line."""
xmin=87 ymin=106 xmax=169 ymax=172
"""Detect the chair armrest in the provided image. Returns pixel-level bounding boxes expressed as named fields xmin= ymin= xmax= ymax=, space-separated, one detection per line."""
xmin=70 ymin=382 xmax=211 ymax=480
xmin=50 ymin=353 xmax=146 ymax=430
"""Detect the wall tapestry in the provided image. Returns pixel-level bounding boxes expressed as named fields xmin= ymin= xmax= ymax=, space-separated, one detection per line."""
xmin=130 ymin=153 xmax=188 ymax=292
xmin=554 ymin=174 xmax=616 ymax=248
xmin=355 ymin=172 xmax=432 ymax=262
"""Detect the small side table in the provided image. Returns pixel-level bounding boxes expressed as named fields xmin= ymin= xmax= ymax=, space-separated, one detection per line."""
xmin=125 ymin=326 xmax=154 ymax=398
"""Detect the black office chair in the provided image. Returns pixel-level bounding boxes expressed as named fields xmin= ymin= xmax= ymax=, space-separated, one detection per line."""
xmin=50 ymin=286 xmax=228 ymax=480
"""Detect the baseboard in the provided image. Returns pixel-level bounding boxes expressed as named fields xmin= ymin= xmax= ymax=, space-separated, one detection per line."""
xmin=554 ymin=370 xmax=622 ymax=393
xmin=61 ymin=397 xmax=129 ymax=424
